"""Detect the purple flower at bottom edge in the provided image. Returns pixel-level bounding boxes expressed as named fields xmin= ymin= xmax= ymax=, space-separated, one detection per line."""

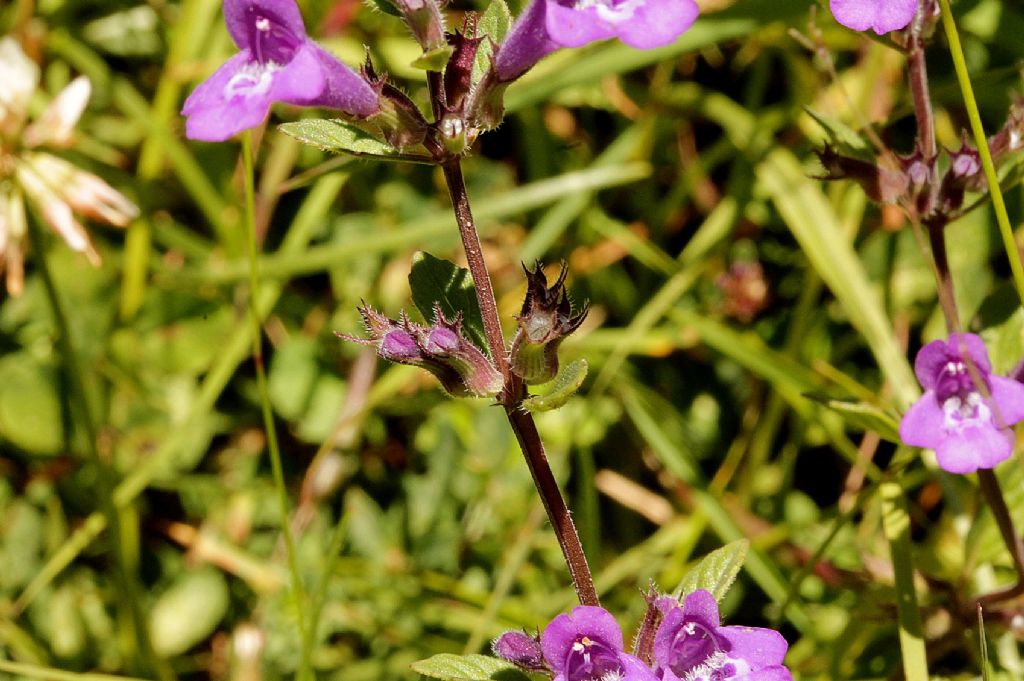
xmin=542 ymin=606 xmax=657 ymax=681
xmin=494 ymin=0 xmax=698 ymax=81
xmin=829 ymin=0 xmax=918 ymax=35
xmin=899 ymin=333 xmax=1024 ymax=474
xmin=653 ymin=591 xmax=791 ymax=681
xmin=182 ymin=0 xmax=379 ymax=142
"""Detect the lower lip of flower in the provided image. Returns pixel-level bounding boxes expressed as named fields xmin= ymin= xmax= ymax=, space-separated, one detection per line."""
xmin=942 ymin=391 xmax=992 ymax=430
xmin=224 ymin=62 xmax=281 ymax=100
xmin=565 ymin=0 xmax=642 ymax=22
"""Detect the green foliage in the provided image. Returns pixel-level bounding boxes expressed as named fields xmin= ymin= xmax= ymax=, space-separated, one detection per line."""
xmin=410 ymin=654 xmax=530 ymax=681
xmin=5 ymin=0 xmax=1024 ymax=679
xmin=522 ymin=358 xmax=588 ymax=412
xmin=671 ymin=539 xmax=749 ymax=602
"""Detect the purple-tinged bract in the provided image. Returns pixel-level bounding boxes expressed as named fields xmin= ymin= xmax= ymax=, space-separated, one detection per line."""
xmin=829 ymin=0 xmax=917 ymax=35
xmin=493 ymin=631 xmax=547 ymax=671
xmin=542 ymin=606 xmax=658 ymax=681
xmin=900 ymin=333 xmax=1024 ymax=474
xmin=182 ymin=0 xmax=379 ymax=141
xmin=495 ymin=0 xmax=698 ymax=81
xmin=653 ymin=590 xmax=791 ymax=681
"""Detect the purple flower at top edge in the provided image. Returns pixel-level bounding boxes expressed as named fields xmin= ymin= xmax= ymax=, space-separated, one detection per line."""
xmin=653 ymin=591 xmax=791 ymax=681
xmin=494 ymin=0 xmax=698 ymax=81
xmin=829 ymin=0 xmax=918 ymax=35
xmin=899 ymin=333 xmax=1024 ymax=474
xmin=542 ymin=606 xmax=658 ymax=681
xmin=182 ymin=0 xmax=379 ymax=142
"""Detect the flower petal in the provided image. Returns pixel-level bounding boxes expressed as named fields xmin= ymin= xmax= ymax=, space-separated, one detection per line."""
xmin=933 ymin=422 xmax=1013 ymax=474
xmin=990 ymin=376 xmax=1024 ymax=428
xmin=899 ymin=390 xmax=944 ymax=449
xmin=269 ymin=42 xmax=326 ymax=103
xmin=949 ymin=333 xmax=992 ymax=375
xmin=182 ymin=52 xmax=275 ymax=141
xmin=494 ymin=0 xmax=559 ymax=81
xmin=617 ymin=652 xmax=660 ymax=681
xmin=541 ymin=606 xmax=624 ymax=672
xmin=717 ymin=626 xmax=788 ymax=669
xmin=224 ymin=0 xmax=307 ymax=53
xmin=830 ymin=0 xmax=915 ymax=35
xmin=614 ymin=0 xmax=698 ymax=49
xmin=737 ymin=666 xmax=794 ymax=681
xmin=681 ymin=589 xmax=721 ymax=627
xmin=543 ymin=0 xmax=616 ymax=48
xmin=307 ymin=44 xmax=380 ymax=117
xmin=914 ymin=339 xmax=951 ymax=390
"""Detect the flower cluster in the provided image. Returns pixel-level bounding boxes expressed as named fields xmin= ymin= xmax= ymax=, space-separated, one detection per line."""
xmin=0 ymin=36 xmax=137 ymax=296
xmin=340 ymin=303 xmax=503 ymax=398
xmin=900 ymin=333 xmax=1024 ymax=474
xmin=494 ymin=591 xmax=791 ymax=681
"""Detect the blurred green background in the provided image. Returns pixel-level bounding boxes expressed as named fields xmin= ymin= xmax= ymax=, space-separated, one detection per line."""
xmin=3 ymin=0 xmax=1024 ymax=678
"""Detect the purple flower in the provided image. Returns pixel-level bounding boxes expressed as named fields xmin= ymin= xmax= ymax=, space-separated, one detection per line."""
xmin=494 ymin=0 xmax=698 ymax=81
xmin=899 ymin=334 xmax=1024 ymax=474
xmin=829 ymin=0 xmax=918 ymax=35
xmin=653 ymin=591 xmax=791 ymax=681
xmin=182 ymin=0 xmax=379 ymax=141
xmin=542 ymin=606 xmax=658 ymax=681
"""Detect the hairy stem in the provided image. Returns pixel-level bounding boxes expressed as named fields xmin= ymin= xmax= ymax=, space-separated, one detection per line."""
xmin=925 ymin=223 xmax=960 ymax=334
xmin=439 ymin=159 xmax=599 ymax=606
xmin=241 ymin=133 xmax=311 ymax=672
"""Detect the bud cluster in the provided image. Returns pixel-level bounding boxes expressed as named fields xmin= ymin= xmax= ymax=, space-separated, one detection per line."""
xmin=816 ymin=97 xmax=1023 ymax=224
xmin=340 ymin=303 xmax=503 ymax=398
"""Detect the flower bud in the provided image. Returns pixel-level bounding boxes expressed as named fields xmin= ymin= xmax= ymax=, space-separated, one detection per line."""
xmin=394 ymin=0 xmax=447 ymax=54
xmin=989 ymin=94 xmax=1024 ymax=164
xmin=510 ymin=262 xmax=588 ymax=385
xmin=938 ymin=136 xmax=982 ymax=214
xmin=492 ymin=631 xmax=546 ymax=671
xmin=417 ymin=304 xmax=503 ymax=397
xmin=338 ymin=304 xmax=502 ymax=398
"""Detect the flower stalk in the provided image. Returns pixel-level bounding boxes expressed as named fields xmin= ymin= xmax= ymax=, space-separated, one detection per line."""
xmin=241 ymin=131 xmax=311 ymax=674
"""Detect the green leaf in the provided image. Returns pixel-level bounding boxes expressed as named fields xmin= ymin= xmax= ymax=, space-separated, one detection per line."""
xmin=408 ymin=252 xmax=488 ymax=352
xmin=522 ymin=359 xmax=588 ymax=412
xmin=671 ymin=539 xmax=749 ymax=602
xmin=810 ymin=396 xmax=901 ymax=443
xmin=366 ymin=0 xmax=402 ymax=17
xmin=278 ymin=119 xmax=430 ymax=162
xmin=413 ymin=45 xmax=455 ymax=71
xmin=803 ymin=107 xmax=873 ymax=159
xmin=0 ymin=354 xmax=64 ymax=456
xmin=411 ymin=654 xmax=529 ymax=681
xmin=473 ymin=0 xmax=512 ymax=83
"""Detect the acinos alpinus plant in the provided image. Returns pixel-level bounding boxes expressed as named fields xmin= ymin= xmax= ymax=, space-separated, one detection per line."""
xmin=177 ymin=0 xmax=1024 ymax=675
xmin=180 ymin=0 xmax=795 ymax=679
